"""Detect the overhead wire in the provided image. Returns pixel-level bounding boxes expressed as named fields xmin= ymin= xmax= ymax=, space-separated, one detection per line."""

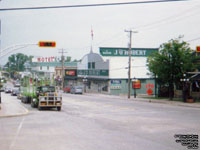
xmin=0 ymin=0 xmax=187 ymax=11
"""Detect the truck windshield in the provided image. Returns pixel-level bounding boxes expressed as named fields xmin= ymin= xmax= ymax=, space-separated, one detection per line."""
xmin=41 ymin=86 xmax=55 ymax=92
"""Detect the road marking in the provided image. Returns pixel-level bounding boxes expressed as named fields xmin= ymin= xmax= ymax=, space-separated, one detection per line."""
xmin=9 ymin=117 xmax=25 ymax=150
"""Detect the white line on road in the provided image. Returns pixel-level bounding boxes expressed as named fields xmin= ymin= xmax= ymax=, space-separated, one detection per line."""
xmin=9 ymin=117 xmax=25 ymax=150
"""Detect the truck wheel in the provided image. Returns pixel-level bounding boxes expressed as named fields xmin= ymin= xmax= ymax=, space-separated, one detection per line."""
xmin=57 ymin=107 xmax=61 ymax=111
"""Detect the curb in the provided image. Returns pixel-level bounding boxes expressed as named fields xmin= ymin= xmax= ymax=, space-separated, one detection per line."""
xmin=135 ymin=98 xmax=200 ymax=109
xmin=83 ymin=93 xmax=200 ymax=109
xmin=0 ymin=105 xmax=29 ymax=118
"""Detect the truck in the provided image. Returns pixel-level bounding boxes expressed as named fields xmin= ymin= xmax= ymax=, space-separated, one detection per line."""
xmin=31 ymin=85 xmax=62 ymax=111
xmin=20 ymin=74 xmax=62 ymax=111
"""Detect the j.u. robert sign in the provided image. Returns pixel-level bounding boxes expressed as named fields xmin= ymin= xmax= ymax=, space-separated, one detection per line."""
xmin=100 ymin=47 xmax=158 ymax=57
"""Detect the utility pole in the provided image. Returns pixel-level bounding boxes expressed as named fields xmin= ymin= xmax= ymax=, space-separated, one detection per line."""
xmin=59 ymin=49 xmax=67 ymax=91
xmin=125 ymin=29 xmax=137 ymax=99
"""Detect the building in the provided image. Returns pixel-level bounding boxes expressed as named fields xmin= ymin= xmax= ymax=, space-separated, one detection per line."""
xmin=77 ymin=51 xmax=109 ymax=93
xmin=76 ymin=47 xmax=158 ymax=96
xmin=31 ymin=56 xmax=77 ymax=86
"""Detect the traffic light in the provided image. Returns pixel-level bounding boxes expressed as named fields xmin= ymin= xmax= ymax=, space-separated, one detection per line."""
xmin=38 ymin=41 xmax=56 ymax=47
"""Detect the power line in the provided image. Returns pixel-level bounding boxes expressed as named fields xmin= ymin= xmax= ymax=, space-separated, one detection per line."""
xmin=0 ymin=0 xmax=187 ymax=11
xmin=186 ymin=36 xmax=200 ymax=42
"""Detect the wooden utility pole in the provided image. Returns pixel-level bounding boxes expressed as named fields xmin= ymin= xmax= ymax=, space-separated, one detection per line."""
xmin=59 ymin=49 xmax=67 ymax=90
xmin=125 ymin=30 xmax=137 ymax=99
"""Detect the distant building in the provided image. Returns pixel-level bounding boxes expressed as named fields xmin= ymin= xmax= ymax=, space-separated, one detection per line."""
xmin=75 ymin=47 xmax=158 ymax=96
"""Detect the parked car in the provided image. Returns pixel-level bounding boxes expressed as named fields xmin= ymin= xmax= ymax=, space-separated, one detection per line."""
xmin=5 ymin=87 xmax=12 ymax=93
xmin=11 ymin=88 xmax=20 ymax=96
xmin=70 ymin=86 xmax=83 ymax=94
xmin=63 ymin=85 xmax=72 ymax=93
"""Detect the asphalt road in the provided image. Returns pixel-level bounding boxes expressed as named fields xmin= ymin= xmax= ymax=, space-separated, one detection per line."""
xmin=0 ymin=92 xmax=199 ymax=150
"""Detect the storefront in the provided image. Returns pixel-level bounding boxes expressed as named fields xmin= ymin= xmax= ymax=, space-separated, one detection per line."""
xmin=100 ymin=47 xmax=159 ymax=96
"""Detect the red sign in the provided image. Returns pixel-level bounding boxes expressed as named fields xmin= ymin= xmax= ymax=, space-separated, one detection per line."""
xmin=132 ymin=80 xmax=141 ymax=89
xmin=37 ymin=57 xmax=55 ymax=62
xmin=146 ymin=88 xmax=153 ymax=95
xmin=145 ymin=83 xmax=154 ymax=89
xmin=196 ymin=46 xmax=200 ymax=52
xmin=65 ymin=70 xmax=76 ymax=76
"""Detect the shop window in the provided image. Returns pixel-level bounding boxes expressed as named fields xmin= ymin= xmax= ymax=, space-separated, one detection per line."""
xmin=102 ymin=85 xmax=108 ymax=92
xmin=88 ymin=81 xmax=91 ymax=89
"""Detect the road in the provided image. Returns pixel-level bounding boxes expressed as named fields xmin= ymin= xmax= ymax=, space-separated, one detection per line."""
xmin=0 ymin=92 xmax=200 ymax=150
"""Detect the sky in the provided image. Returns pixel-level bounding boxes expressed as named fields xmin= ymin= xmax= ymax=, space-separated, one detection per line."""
xmin=0 ymin=0 xmax=200 ymax=65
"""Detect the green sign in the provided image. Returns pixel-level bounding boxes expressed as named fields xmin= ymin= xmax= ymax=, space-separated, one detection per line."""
xmin=100 ymin=47 xmax=158 ymax=57
xmin=78 ymin=70 xmax=109 ymax=76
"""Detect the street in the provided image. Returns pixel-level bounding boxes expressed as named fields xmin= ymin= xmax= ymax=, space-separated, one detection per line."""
xmin=0 ymin=92 xmax=200 ymax=150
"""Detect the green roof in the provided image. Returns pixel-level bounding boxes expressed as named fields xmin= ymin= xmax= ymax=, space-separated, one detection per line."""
xmin=31 ymin=62 xmax=77 ymax=67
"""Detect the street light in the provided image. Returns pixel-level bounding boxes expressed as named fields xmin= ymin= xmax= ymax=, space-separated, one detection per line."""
xmin=180 ymin=74 xmax=190 ymax=102
xmin=132 ymin=77 xmax=137 ymax=98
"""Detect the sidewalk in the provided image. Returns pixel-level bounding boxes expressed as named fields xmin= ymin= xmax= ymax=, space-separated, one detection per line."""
xmin=0 ymin=96 xmax=29 ymax=118
xmin=84 ymin=93 xmax=200 ymax=109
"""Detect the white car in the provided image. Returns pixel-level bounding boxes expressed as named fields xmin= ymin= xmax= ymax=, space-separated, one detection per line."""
xmin=70 ymin=86 xmax=83 ymax=94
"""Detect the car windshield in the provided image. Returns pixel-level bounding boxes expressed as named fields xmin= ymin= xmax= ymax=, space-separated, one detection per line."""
xmin=75 ymin=87 xmax=82 ymax=89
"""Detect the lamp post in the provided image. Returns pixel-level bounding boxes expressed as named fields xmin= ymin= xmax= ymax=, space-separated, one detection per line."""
xmin=132 ymin=77 xmax=137 ymax=98
xmin=180 ymin=74 xmax=190 ymax=102
xmin=83 ymin=76 xmax=87 ymax=93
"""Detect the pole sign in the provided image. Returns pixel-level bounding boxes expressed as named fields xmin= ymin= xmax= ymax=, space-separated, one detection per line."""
xmin=132 ymin=80 xmax=141 ymax=89
xmin=196 ymin=46 xmax=200 ymax=52
xmin=100 ymin=47 xmax=158 ymax=57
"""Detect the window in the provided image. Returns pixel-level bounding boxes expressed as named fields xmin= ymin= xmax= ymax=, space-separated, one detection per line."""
xmin=92 ymin=62 xmax=95 ymax=69
xmin=47 ymin=66 xmax=49 ymax=70
xmin=40 ymin=66 xmax=42 ymax=70
xmin=88 ymin=62 xmax=91 ymax=69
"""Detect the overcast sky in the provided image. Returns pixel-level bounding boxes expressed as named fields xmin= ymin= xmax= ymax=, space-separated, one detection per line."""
xmin=0 ymin=0 xmax=200 ymax=64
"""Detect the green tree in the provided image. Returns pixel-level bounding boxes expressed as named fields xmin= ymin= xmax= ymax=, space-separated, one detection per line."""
xmin=148 ymin=37 xmax=197 ymax=99
xmin=5 ymin=53 xmax=33 ymax=77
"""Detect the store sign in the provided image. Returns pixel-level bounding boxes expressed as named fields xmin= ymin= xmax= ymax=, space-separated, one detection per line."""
xmin=100 ymin=47 xmax=158 ymax=57
xmin=132 ymin=80 xmax=141 ymax=89
xmin=110 ymin=80 xmax=121 ymax=89
xmin=37 ymin=57 xmax=55 ymax=62
xmin=32 ymin=56 xmax=63 ymax=62
xmin=78 ymin=70 xmax=109 ymax=76
xmin=145 ymin=83 xmax=154 ymax=95
xmin=65 ymin=70 xmax=77 ymax=76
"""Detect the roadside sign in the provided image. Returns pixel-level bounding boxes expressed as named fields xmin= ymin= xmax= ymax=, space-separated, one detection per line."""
xmin=196 ymin=46 xmax=200 ymax=52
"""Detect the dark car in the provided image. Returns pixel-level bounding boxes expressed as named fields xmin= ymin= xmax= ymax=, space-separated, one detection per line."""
xmin=11 ymin=88 xmax=20 ymax=96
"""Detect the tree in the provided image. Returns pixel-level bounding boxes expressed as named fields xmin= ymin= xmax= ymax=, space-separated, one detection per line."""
xmin=148 ymin=37 xmax=197 ymax=100
xmin=5 ymin=53 xmax=33 ymax=78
